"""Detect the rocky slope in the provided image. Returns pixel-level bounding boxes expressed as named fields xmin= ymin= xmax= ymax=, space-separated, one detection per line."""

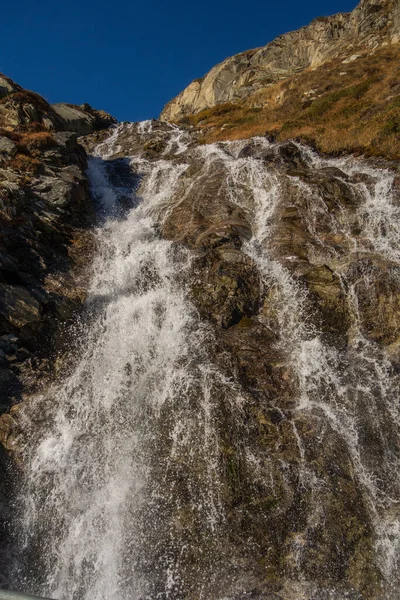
xmin=0 ymin=2 xmax=399 ymax=597
xmin=98 ymin=122 xmax=400 ymax=600
xmin=0 ymin=74 xmax=116 ymax=135
xmin=161 ymin=0 xmax=400 ymax=121
xmin=0 ymin=73 xmax=117 ymax=582
xmin=176 ymin=42 xmax=400 ymax=162
xmin=0 ymin=76 xmax=117 ymax=438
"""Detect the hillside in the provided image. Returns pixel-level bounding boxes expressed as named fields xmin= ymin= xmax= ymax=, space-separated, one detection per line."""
xmin=161 ymin=0 xmax=400 ymax=159
xmin=0 ymin=74 xmax=115 ymax=415
xmin=161 ymin=0 xmax=400 ymax=121
xmin=178 ymin=44 xmax=400 ymax=160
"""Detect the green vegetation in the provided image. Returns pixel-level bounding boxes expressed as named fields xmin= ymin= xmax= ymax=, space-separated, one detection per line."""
xmin=306 ymin=80 xmax=373 ymax=118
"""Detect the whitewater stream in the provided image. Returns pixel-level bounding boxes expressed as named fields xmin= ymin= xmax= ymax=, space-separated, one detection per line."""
xmin=9 ymin=122 xmax=400 ymax=600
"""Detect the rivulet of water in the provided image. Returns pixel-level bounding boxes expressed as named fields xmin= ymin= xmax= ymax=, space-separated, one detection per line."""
xmin=196 ymin=138 xmax=400 ymax=592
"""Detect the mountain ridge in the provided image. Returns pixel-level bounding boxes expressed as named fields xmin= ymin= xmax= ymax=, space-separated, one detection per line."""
xmin=160 ymin=0 xmax=400 ymax=121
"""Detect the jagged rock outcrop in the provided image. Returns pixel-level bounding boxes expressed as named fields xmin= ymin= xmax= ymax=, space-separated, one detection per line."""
xmin=0 ymin=74 xmax=116 ymax=134
xmin=0 ymin=130 xmax=91 ymax=412
xmin=52 ymin=102 xmax=117 ymax=136
xmin=0 ymin=75 xmax=116 ymax=427
xmin=161 ymin=0 xmax=400 ymax=121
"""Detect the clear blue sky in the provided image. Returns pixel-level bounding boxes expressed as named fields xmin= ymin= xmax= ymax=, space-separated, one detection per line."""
xmin=0 ymin=0 xmax=357 ymax=122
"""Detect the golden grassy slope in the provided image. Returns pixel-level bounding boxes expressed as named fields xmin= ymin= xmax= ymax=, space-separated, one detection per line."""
xmin=177 ymin=45 xmax=400 ymax=160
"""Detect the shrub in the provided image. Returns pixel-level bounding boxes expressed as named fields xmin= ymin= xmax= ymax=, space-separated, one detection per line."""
xmin=306 ymin=81 xmax=372 ymax=119
xmin=15 ymin=122 xmax=47 ymax=134
xmin=383 ymin=117 xmax=400 ymax=135
xmin=191 ymin=102 xmax=239 ymax=126
xmin=18 ymin=131 xmax=57 ymax=154
xmin=0 ymin=90 xmax=50 ymax=113
xmin=0 ymin=127 xmax=20 ymax=142
xmin=9 ymin=153 xmax=42 ymax=176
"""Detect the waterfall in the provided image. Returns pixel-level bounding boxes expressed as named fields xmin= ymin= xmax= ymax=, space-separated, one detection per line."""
xmin=9 ymin=122 xmax=400 ymax=600
xmin=13 ymin=124 xmax=229 ymax=600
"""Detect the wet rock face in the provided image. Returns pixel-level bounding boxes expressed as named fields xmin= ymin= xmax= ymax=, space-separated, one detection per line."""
xmin=191 ymin=247 xmax=261 ymax=329
xmin=2 ymin=115 xmax=399 ymax=600
xmin=91 ymin=122 xmax=400 ymax=599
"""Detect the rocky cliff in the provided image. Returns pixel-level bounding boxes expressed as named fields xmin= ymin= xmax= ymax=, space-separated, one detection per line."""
xmin=0 ymin=74 xmax=117 ymax=582
xmin=0 ymin=74 xmax=115 ymax=429
xmin=161 ymin=0 xmax=400 ymax=121
xmin=0 ymin=74 xmax=116 ymax=135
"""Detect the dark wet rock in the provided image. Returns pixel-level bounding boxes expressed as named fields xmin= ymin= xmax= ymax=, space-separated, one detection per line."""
xmin=218 ymin=319 xmax=294 ymax=400
xmin=0 ymin=284 xmax=41 ymax=330
xmin=271 ymin=203 xmax=312 ymax=262
xmin=275 ymin=141 xmax=311 ymax=172
xmin=237 ymin=144 xmax=260 ymax=159
xmin=303 ymin=265 xmax=351 ymax=337
xmin=162 ymin=159 xmax=251 ymax=247
xmin=142 ymin=137 xmax=168 ymax=157
xmin=191 ymin=247 xmax=261 ymax=328
xmin=348 ymin=259 xmax=400 ymax=347
xmin=194 ymin=219 xmax=252 ymax=249
xmin=302 ymin=169 xmax=362 ymax=210
xmin=238 ymin=143 xmax=276 ymax=163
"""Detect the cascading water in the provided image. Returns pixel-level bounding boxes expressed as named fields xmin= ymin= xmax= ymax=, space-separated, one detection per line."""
xmin=9 ymin=121 xmax=400 ymax=600
xmin=196 ymin=138 xmax=400 ymax=592
xmin=12 ymin=124 xmax=230 ymax=600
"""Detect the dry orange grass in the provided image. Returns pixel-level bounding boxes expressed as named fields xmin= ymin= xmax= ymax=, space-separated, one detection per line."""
xmin=179 ymin=45 xmax=400 ymax=160
xmin=1 ymin=129 xmax=57 ymax=180
xmin=9 ymin=154 xmax=42 ymax=177
xmin=0 ymin=89 xmax=51 ymax=113
xmin=17 ymin=131 xmax=57 ymax=154
xmin=16 ymin=122 xmax=48 ymax=133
